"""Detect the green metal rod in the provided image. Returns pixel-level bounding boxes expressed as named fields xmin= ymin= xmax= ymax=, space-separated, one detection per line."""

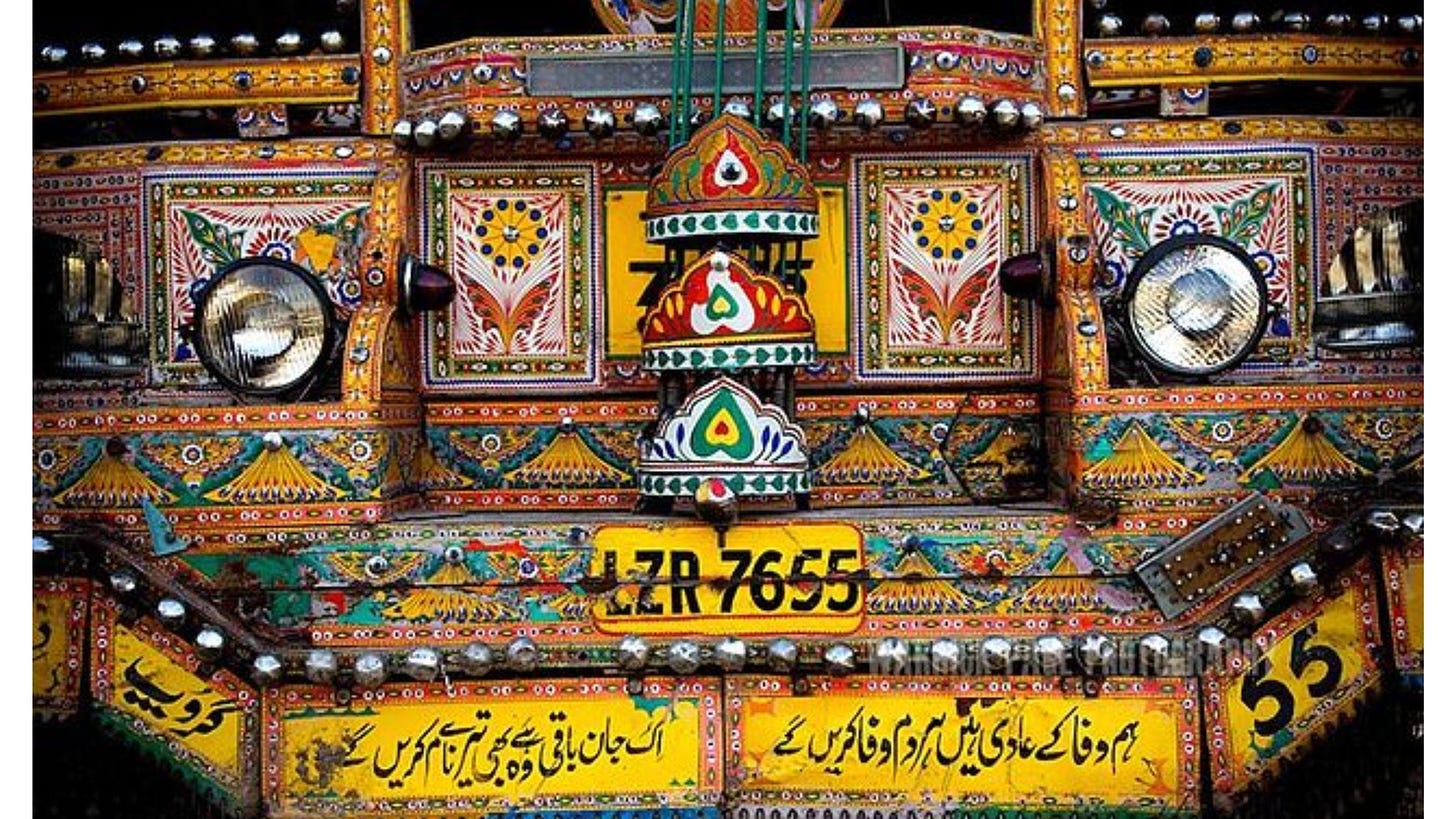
xmin=712 ymin=0 xmax=727 ymax=116
xmin=670 ymin=0 xmax=688 ymax=144
xmin=797 ymin=0 xmax=813 ymax=161
xmin=684 ymin=0 xmax=699 ymax=122
xmin=781 ymin=0 xmax=796 ymax=145
xmin=753 ymin=0 xmax=768 ymax=127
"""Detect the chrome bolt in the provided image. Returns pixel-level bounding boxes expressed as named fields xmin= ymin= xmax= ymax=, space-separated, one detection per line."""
xmin=618 ymin=635 xmax=650 ymax=671
xmin=353 ymin=653 xmax=388 ymax=688
xmin=403 ymin=648 xmax=442 ymax=681
xmin=305 ymin=649 xmax=339 ymax=684
xmin=823 ymin=643 xmax=856 ymax=676
xmin=667 ymin=641 xmax=701 ymax=674
xmin=714 ymin=637 xmax=748 ymax=672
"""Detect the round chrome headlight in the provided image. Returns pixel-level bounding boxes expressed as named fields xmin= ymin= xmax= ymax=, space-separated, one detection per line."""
xmin=1125 ymin=235 xmax=1268 ymax=376
xmin=192 ymin=258 xmax=336 ymax=396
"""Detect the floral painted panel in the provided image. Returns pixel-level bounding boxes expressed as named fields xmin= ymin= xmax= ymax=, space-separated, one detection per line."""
xmin=419 ymin=163 xmax=600 ymax=391
xmin=851 ymin=154 xmax=1038 ymax=383
xmin=143 ymin=169 xmax=373 ymax=379
xmin=1079 ymin=148 xmax=1314 ymax=365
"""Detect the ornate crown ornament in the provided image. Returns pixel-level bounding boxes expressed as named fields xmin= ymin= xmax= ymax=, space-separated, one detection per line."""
xmin=643 ymin=116 xmax=820 ymax=243
xmin=641 ymin=248 xmax=816 ymax=371
xmin=638 ymin=376 xmax=810 ymax=497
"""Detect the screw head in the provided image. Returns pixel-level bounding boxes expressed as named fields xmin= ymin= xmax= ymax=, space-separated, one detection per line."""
xmin=852 ymin=99 xmax=884 ymax=130
xmin=80 ymin=43 xmax=108 ymax=64
xmin=584 ymin=107 xmax=616 ymax=138
xmin=667 ymin=641 xmax=701 ymax=674
xmin=458 ymin=642 xmax=494 ymax=675
xmin=766 ymin=638 xmax=799 ymax=672
xmin=1019 ymin=102 xmax=1045 ymax=129
xmin=262 ymin=431 xmax=284 ymax=451
xmin=439 ymin=110 xmax=471 ymax=141
xmin=823 ymin=643 xmax=856 ymax=676
xmin=1033 ymin=636 xmax=1068 ymax=674
xmin=990 ymin=99 xmax=1021 ymax=129
xmin=631 ymin=102 xmax=665 ymax=136
xmin=319 ymin=30 xmax=347 ymax=53
xmin=714 ymin=637 xmax=748 ymax=672
xmin=403 ymin=648 xmax=442 ymax=681
xmin=505 ymin=636 xmax=539 ymax=671
xmin=353 ymin=653 xmax=388 ymax=688
xmin=117 ymin=40 xmax=146 ymax=60
xmin=1096 ymin=13 xmax=1123 ymax=36
xmin=187 ymin=34 xmax=218 ymax=59
xmin=252 ymin=654 xmax=285 ymax=686
xmin=809 ymin=98 xmax=841 ymax=129
xmin=980 ymin=637 xmax=1014 ymax=673
xmin=1138 ymin=634 xmax=1171 ymax=673
xmin=1078 ymin=633 xmax=1116 ymax=671
xmin=156 ymin=598 xmax=187 ymax=628
xmin=905 ymin=96 xmax=937 ymax=128
xmin=489 ymin=109 xmax=522 ymax=142
xmin=228 ymin=33 xmax=259 ymax=57
xmin=618 ymin=635 xmax=650 ymax=671
xmin=109 ymin=571 xmax=139 ymax=595
xmin=1142 ymin=13 xmax=1171 ymax=36
xmin=537 ymin=107 xmax=570 ymax=140
xmin=954 ymin=95 xmax=988 ymax=126
xmin=721 ymin=100 xmax=752 ymax=119
xmin=1289 ymin=562 xmax=1319 ymax=595
xmin=1233 ymin=593 xmax=1266 ymax=625
xmin=195 ymin=627 xmax=225 ymax=661
xmin=873 ymin=638 xmax=910 ymax=673
xmin=929 ymin=639 xmax=962 ymax=673
xmin=391 ymin=119 xmax=414 ymax=147
xmin=154 ymin=36 xmax=183 ymax=59
xmin=305 ymin=649 xmax=339 ymax=684
xmin=1230 ymin=12 xmax=1261 ymax=32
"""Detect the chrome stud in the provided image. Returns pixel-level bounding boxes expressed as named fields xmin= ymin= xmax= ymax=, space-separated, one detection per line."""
xmin=403 ymin=648 xmax=441 ymax=681
xmin=353 ymin=653 xmax=388 ymax=688
xmin=458 ymin=642 xmax=494 ymax=675
xmin=305 ymin=649 xmax=339 ymax=684
xmin=954 ymin=95 xmax=987 ymax=126
xmin=766 ymin=638 xmax=799 ymax=672
xmin=852 ymin=98 xmax=884 ymax=130
xmin=618 ymin=635 xmax=650 ymax=671
xmin=667 ymin=641 xmax=701 ymax=674
xmin=823 ymin=643 xmax=856 ymax=675
xmin=714 ymin=637 xmax=748 ymax=672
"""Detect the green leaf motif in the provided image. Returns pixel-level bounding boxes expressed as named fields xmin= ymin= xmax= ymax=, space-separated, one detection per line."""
xmin=1087 ymin=186 xmax=1153 ymax=259
xmin=180 ymin=209 xmax=243 ymax=270
xmin=1213 ymin=182 xmax=1280 ymax=250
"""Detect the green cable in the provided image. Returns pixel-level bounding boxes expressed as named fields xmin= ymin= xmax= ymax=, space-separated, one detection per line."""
xmin=712 ymin=0 xmax=727 ymax=117
xmin=797 ymin=0 xmax=812 ymax=161
xmin=670 ymin=0 xmax=687 ymax=144
xmin=781 ymin=0 xmax=796 ymax=145
xmin=753 ymin=0 xmax=768 ymax=127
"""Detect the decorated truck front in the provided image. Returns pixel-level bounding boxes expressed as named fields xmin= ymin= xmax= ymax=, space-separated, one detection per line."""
xmin=32 ymin=2 xmax=1422 ymax=817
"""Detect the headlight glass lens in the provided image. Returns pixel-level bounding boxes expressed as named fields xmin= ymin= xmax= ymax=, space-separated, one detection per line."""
xmin=194 ymin=259 xmax=332 ymax=394
xmin=1127 ymin=235 xmax=1267 ymax=376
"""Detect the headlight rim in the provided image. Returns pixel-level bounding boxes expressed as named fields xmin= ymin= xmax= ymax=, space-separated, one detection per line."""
xmin=1124 ymin=233 xmax=1269 ymax=377
xmin=190 ymin=255 xmax=339 ymax=398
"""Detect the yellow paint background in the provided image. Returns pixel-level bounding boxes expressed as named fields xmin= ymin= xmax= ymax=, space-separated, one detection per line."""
xmin=32 ymin=593 xmax=73 ymax=702
xmin=1226 ymin=585 xmax=1377 ymax=772
xmin=110 ymin=624 xmax=240 ymax=775
xmin=279 ymin=693 xmax=704 ymax=805
xmin=736 ymin=688 xmax=1186 ymax=802
xmin=590 ymin=523 xmax=863 ymax=635
xmin=1404 ymin=557 xmax=1423 ymax=656
xmin=604 ymin=187 xmax=849 ymax=357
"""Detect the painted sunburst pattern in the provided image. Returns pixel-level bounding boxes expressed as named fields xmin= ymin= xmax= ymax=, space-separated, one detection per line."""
xmin=419 ymin=163 xmax=599 ymax=390
xmin=146 ymin=171 xmax=374 ymax=372
xmin=885 ymin=184 xmax=1005 ymax=349
xmin=853 ymin=154 xmax=1037 ymax=383
xmin=449 ymin=191 xmax=568 ymax=357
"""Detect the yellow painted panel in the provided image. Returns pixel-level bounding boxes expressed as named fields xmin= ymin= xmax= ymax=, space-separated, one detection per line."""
xmin=1404 ymin=557 xmax=1423 ymax=655
xmin=604 ymin=186 xmax=849 ymax=357
xmin=590 ymin=523 xmax=864 ymax=635
xmin=271 ymin=678 xmax=717 ymax=813
xmin=33 ymin=588 xmax=76 ymax=706
xmin=728 ymin=676 xmax=1199 ymax=807
xmin=1224 ymin=583 xmax=1379 ymax=774
xmin=110 ymin=623 xmax=241 ymax=775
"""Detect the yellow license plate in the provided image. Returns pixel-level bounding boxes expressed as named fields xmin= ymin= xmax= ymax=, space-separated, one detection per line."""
xmin=589 ymin=523 xmax=864 ymax=635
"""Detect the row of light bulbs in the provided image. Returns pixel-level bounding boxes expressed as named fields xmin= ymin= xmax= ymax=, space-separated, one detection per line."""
xmin=36 ymin=31 xmax=351 ymax=67
xmin=1090 ymin=10 xmax=1422 ymax=37
xmin=390 ymin=95 xmax=1045 ymax=149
